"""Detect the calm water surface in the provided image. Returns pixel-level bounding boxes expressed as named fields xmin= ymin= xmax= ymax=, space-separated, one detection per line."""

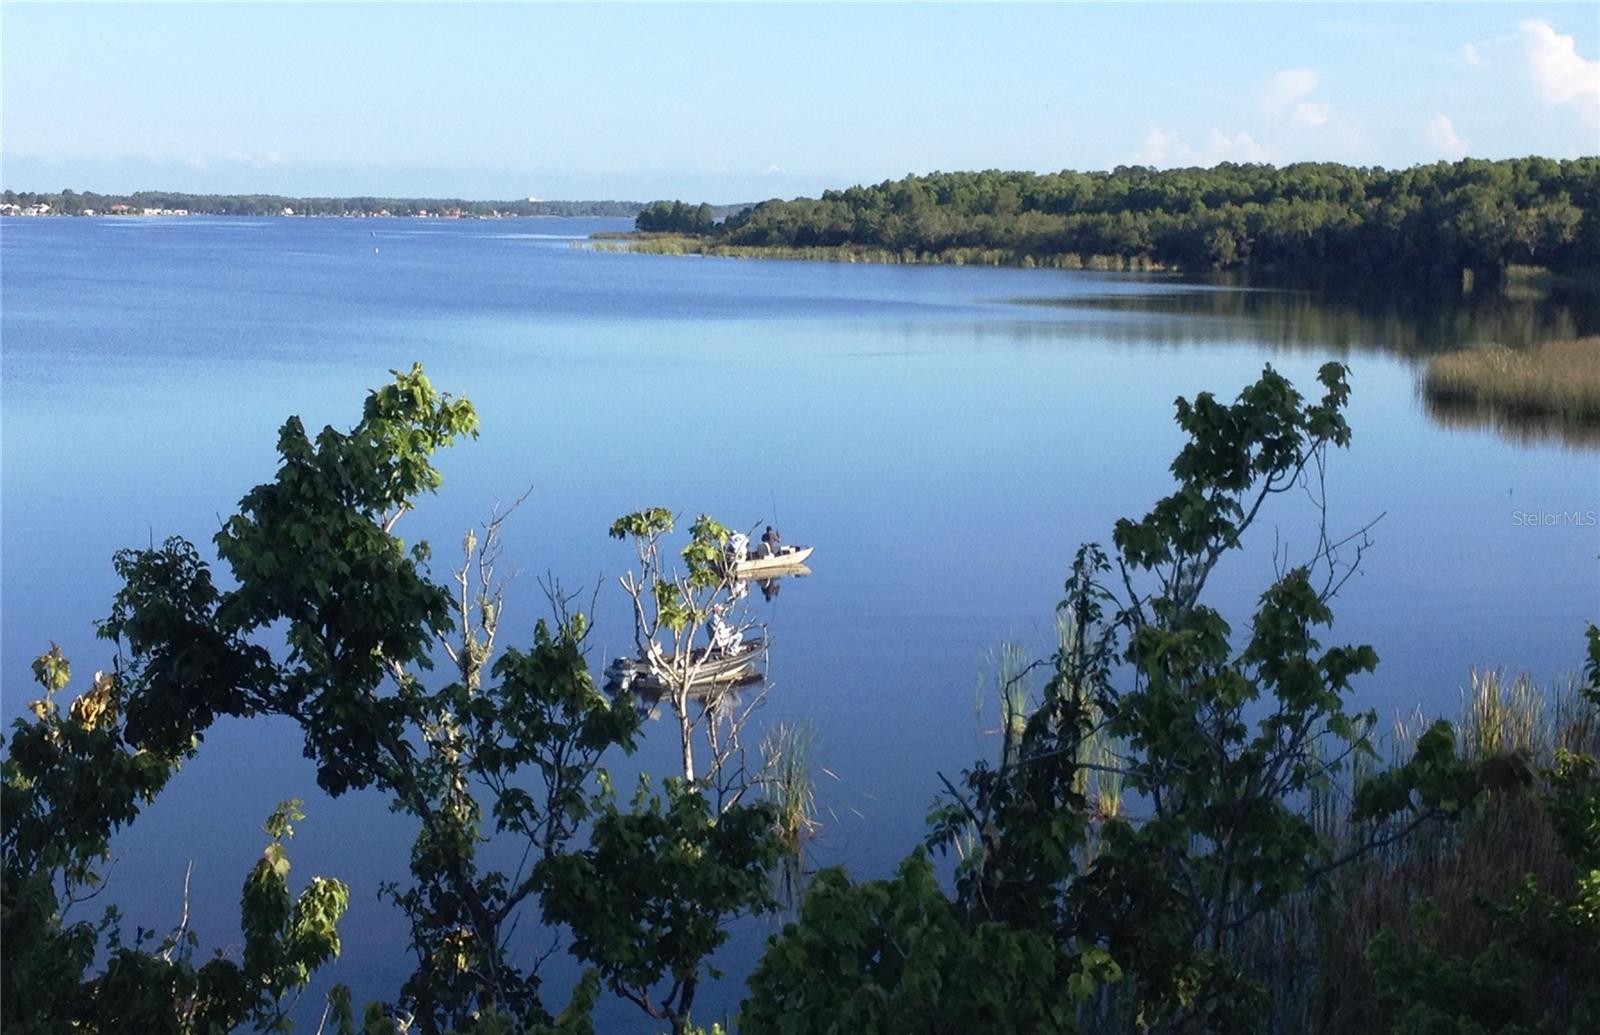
xmin=3 ymin=217 xmax=1596 ymax=1026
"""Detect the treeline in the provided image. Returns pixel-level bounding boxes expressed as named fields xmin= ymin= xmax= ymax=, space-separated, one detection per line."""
xmin=0 ymin=189 xmax=645 ymax=218
xmin=636 ymin=199 xmax=716 ymax=233
xmin=648 ymin=159 xmax=1600 ymax=280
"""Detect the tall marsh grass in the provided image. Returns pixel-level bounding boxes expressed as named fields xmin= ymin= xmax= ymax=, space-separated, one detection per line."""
xmin=591 ymin=234 xmax=1168 ymax=272
xmin=760 ymin=721 xmax=820 ymax=912
xmin=1254 ymin=667 xmax=1599 ymax=1033
xmin=1423 ymin=336 xmax=1600 ymax=423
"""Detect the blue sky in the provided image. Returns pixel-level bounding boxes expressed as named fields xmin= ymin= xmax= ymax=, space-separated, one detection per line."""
xmin=3 ymin=2 xmax=1596 ymax=201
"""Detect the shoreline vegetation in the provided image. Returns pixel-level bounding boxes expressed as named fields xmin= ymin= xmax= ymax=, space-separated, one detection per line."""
xmin=617 ymin=158 xmax=1600 ymax=285
xmin=1423 ymin=336 xmax=1600 ymax=432
xmin=587 ymin=233 xmax=1173 ymax=271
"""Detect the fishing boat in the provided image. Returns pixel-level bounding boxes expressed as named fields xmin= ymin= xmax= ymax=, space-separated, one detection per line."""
xmin=731 ymin=545 xmax=813 ymax=576
xmin=604 ymin=635 xmax=766 ymax=695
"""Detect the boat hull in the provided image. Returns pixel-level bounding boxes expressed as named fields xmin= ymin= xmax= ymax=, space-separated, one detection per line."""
xmin=604 ymin=636 xmax=766 ymax=695
xmin=732 ymin=545 xmax=813 ymax=576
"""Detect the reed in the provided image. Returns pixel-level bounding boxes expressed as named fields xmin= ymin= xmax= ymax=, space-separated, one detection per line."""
xmin=1264 ymin=667 xmax=1598 ymax=1033
xmin=1423 ymin=336 xmax=1600 ymax=423
xmin=596 ymin=235 xmax=1167 ymax=272
xmin=759 ymin=720 xmax=820 ymax=915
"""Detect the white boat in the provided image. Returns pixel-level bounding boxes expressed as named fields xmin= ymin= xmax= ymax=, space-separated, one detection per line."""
xmin=731 ymin=545 xmax=813 ymax=576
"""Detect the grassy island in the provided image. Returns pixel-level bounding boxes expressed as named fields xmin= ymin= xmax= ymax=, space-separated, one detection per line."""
xmin=1424 ymin=337 xmax=1600 ymax=423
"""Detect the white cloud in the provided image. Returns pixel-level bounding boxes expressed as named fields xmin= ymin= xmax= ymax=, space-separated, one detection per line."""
xmin=222 ymin=149 xmax=287 ymax=169
xmin=764 ymin=163 xmax=782 ymax=175
xmin=1205 ymin=129 xmax=1273 ymax=163
xmin=1519 ymin=20 xmax=1600 ymax=127
xmin=1425 ymin=114 xmax=1470 ymax=159
xmin=1293 ymin=102 xmax=1332 ymax=126
xmin=1461 ymin=42 xmax=1483 ymax=68
xmin=1137 ymin=127 xmax=1177 ymax=165
xmin=1136 ymin=127 xmax=1272 ymax=168
xmin=1260 ymin=69 xmax=1321 ymax=116
xmin=1259 ymin=68 xmax=1356 ymax=147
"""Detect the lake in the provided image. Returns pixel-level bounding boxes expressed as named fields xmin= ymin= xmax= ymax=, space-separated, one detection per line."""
xmin=2 ymin=215 xmax=1596 ymax=1027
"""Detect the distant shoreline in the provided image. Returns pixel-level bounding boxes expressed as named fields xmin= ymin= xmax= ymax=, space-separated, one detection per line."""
xmin=0 ymin=190 xmax=753 ymax=221
xmin=0 ymin=191 xmax=650 ymax=220
xmin=1 ymin=209 xmax=635 ymax=221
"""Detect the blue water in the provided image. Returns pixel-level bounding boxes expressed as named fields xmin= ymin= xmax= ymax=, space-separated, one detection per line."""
xmin=3 ymin=216 xmax=1597 ymax=1027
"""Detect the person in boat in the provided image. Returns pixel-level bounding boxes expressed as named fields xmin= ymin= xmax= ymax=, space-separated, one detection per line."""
xmin=706 ymin=605 xmax=740 ymax=654
xmin=760 ymin=525 xmax=781 ymax=557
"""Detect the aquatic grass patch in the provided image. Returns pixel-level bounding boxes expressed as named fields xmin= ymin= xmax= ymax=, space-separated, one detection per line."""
xmin=1423 ymin=336 xmax=1600 ymax=424
xmin=1243 ymin=666 xmax=1600 ymax=1033
xmin=591 ymin=234 xmax=1167 ymax=271
xmin=760 ymin=721 xmax=820 ymax=912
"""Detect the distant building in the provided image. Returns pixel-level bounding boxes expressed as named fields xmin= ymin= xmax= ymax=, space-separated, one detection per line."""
xmin=281 ymin=206 xmax=295 ymax=216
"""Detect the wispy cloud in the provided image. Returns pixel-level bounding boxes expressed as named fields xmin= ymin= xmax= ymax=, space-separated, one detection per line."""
xmin=1519 ymin=20 xmax=1600 ymax=127
xmin=1137 ymin=127 xmax=1272 ymax=167
xmin=1424 ymin=114 xmax=1469 ymax=159
xmin=1292 ymin=102 xmax=1333 ymax=127
xmin=1258 ymin=68 xmax=1356 ymax=146
xmin=1259 ymin=69 xmax=1321 ymax=116
xmin=1461 ymin=42 xmax=1483 ymax=68
xmin=208 ymin=149 xmax=287 ymax=169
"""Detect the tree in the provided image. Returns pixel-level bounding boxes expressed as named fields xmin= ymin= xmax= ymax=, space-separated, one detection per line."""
xmin=58 ymin=364 xmax=778 ymax=1033
xmin=743 ymin=364 xmax=1480 ymax=1032
xmin=608 ymin=510 xmax=770 ymax=803
xmin=3 ymin=644 xmax=350 ymax=1033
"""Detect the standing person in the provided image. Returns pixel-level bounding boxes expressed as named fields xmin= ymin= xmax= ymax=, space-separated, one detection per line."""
xmin=706 ymin=605 xmax=738 ymax=653
xmin=760 ymin=525 xmax=781 ymax=557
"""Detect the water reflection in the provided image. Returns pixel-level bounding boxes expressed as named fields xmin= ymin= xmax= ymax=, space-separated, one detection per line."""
xmin=1008 ymin=279 xmax=1598 ymax=355
xmin=1421 ymin=393 xmax=1600 ymax=450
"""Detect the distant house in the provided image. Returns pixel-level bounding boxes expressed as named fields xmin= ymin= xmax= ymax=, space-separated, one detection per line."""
xmin=281 ymin=206 xmax=295 ymax=216
xmin=109 ymin=203 xmax=132 ymax=214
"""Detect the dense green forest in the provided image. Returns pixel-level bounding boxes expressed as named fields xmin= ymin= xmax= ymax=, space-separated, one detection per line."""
xmin=6 ymin=364 xmax=1597 ymax=1034
xmin=0 ymin=190 xmax=644 ymax=218
xmin=635 ymin=199 xmax=717 ymax=234
xmin=637 ymin=159 xmax=1600 ymax=281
